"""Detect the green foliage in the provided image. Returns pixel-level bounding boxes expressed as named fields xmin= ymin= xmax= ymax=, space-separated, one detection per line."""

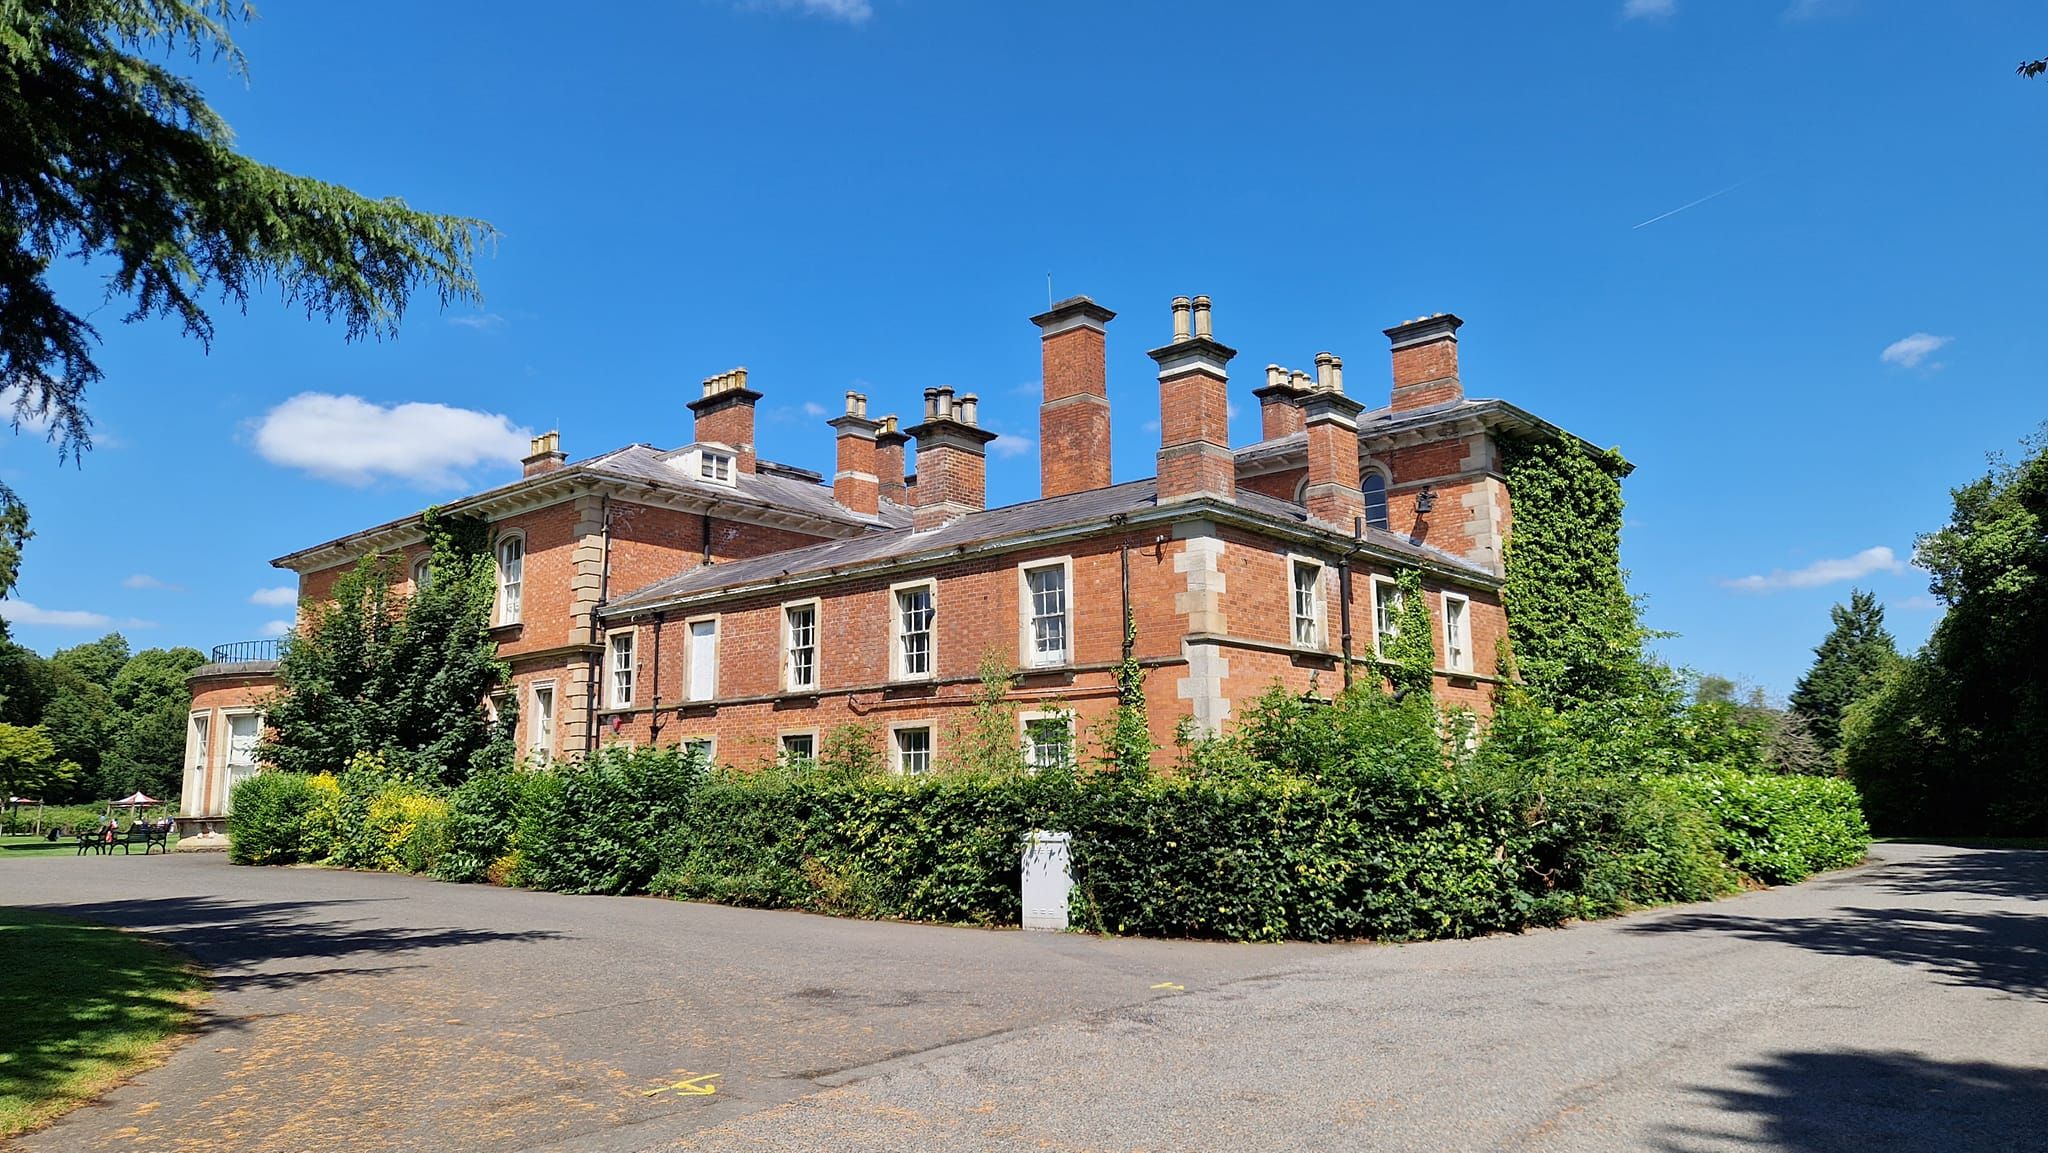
xmin=1671 ymin=770 xmax=1870 ymax=885
xmin=264 ymin=513 xmax=513 ymax=787
xmin=226 ymin=771 xmax=325 ymax=866
xmin=0 ymin=481 xmax=26 ymax=603
xmin=1498 ymin=437 xmax=1647 ymax=709
xmin=943 ymin=653 xmax=1026 ymax=776
xmin=0 ymin=722 xmax=66 ymax=802
xmin=1094 ymin=608 xmax=1153 ymax=776
xmin=435 ymin=758 xmax=528 ymax=883
xmin=1845 ymin=426 xmax=2048 ymax=835
xmin=1788 ymin=590 xmax=1899 ymax=753
xmin=2 ymin=0 xmax=493 ymax=461
xmin=511 ymin=746 xmax=704 ymax=895
xmin=653 ymin=764 xmax=1065 ymax=923
xmin=0 ymin=632 xmax=208 ymax=801
xmin=1383 ymin=567 xmax=1437 ymax=697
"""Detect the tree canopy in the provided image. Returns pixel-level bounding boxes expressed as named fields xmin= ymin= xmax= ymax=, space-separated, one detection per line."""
xmin=1845 ymin=426 xmax=2048 ymax=834
xmin=2 ymin=0 xmax=493 ymax=459
xmin=1788 ymin=589 xmax=1898 ymax=754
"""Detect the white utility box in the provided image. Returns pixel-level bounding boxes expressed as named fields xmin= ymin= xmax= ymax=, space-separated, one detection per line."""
xmin=1020 ymin=830 xmax=1073 ymax=931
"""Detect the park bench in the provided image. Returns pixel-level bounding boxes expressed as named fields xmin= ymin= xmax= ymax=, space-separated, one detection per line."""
xmin=118 ymin=824 xmax=172 ymax=855
xmin=74 ymin=827 xmax=110 ymax=855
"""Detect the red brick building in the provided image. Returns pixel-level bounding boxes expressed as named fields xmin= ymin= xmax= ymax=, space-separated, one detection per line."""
xmin=179 ymin=292 xmax=1618 ymax=828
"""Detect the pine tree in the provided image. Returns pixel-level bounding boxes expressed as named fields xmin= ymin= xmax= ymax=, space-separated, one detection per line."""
xmin=1789 ymin=589 xmax=1899 ymax=753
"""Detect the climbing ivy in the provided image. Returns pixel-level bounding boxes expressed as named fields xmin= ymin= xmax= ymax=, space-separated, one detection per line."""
xmin=1498 ymin=437 xmax=1648 ymax=710
xmin=1097 ymin=608 xmax=1153 ymax=776
xmin=1385 ymin=567 xmax=1437 ymax=699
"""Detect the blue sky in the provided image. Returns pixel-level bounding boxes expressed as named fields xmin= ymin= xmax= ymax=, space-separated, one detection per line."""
xmin=4 ymin=0 xmax=2043 ymax=698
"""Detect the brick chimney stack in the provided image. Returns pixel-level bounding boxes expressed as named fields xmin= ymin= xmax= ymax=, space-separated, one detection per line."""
xmin=1253 ymin=363 xmax=1309 ymax=440
xmin=874 ymin=415 xmax=908 ymax=507
xmin=688 ymin=367 xmax=763 ymax=473
xmin=905 ymin=386 xmax=997 ymax=531
xmin=1385 ymin=313 xmax=1464 ymax=413
xmin=829 ymin=391 xmax=881 ymax=516
xmin=1029 ymin=295 xmax=1117 ymax=498
xmin=1148 ymin=295 xmax=1237 ymax=504
xmin=522 ymin=430 xmax=567 ymax=477
xmin=1300 ymin=352 xmax=1365 ymax=526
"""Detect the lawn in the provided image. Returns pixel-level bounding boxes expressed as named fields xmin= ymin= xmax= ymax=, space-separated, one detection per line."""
xmin=0 ymin=908 xmax=207 ymax=1138
xmin=0 ymin=834 xmax=183 ymax=860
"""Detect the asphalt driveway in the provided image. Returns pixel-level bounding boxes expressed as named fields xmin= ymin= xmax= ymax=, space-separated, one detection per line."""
xmin=3 ymin=842 xmax=2043 ymax=1152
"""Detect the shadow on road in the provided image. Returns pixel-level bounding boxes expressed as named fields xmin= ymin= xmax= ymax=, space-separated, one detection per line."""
xmin=1654 ymin=1049 xmax=2048 ymax=1152
xmin=1626 ymin=849 xmax=2048 ymax=1001
xmin=21 ymin=895 xmax=565 ymax=992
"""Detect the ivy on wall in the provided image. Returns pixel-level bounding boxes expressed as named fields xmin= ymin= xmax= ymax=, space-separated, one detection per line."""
xmin=1385 ymin=567 xmax=1437 ymax=699
xmin=1498 ymin=438 xmax=1646 ymax=710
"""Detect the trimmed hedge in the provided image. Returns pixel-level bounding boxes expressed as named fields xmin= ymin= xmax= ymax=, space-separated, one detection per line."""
xmin=229 ymin=684 xmax=1872 ymax=942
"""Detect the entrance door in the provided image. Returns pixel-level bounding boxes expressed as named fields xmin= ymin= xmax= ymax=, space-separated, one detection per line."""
xmin=222 ymin=714 xmax=261 ymax=812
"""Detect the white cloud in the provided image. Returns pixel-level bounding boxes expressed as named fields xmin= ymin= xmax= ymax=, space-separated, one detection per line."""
xmin=753 ymin=0 xmax=871 ymax=22
xmin=123 ymin=573 xmax=179 ymax=590
xmin=989 ymin=432 xmax=1035 ymax=459
xmin=801 ymin=401 xmax=828 ymax=418
xmin=1894 ymin=594 xmax=1943 ymax=612
xmin=252 ymin=393 xmax=531 ymax=488
xmin=0 ymin=599 xmax=114 ymax=628
xmin=1880 ymin=332 xmax=1950 ymax=369
xmin=2 ymin=383 xmax=57 ymax=434
xmin=1722 ymin=546 xmax=1905 ymax=592
xmin=1622 ymin=0 xmax=1676 ymax=19
xmin=259 ymin=619 xmax=295 ymax=638
xmin=250 ymin=586 xmax=298 ymax=606
xmin=446 ymin=313 xmax=506 ymax=331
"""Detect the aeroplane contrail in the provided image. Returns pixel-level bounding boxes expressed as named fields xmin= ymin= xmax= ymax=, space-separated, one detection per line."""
xmin=1632 ymin=178 xmax=1752 ymax=229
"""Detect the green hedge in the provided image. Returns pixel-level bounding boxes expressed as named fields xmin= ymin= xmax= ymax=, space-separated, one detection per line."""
xmin=228 ymin=684 xmax=1872 ymax=942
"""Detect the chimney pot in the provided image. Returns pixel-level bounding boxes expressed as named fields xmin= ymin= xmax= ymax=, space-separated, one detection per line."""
xmin=959 ymin=393 xmax=979 ymax=426
xmin=1314 ymin=352 xmax=1336 ymax=392
xmin=522 ymin=430 xmax=567 ymax=477
xmin=1192 ymin=295 xmax=1213 ymax=339
xmin=1171 ymin=296 xmax=1193 ymax=342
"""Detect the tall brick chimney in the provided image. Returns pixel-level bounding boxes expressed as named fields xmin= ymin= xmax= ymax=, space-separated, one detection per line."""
xmin=688 ymin=367 xmax=762 ymax=473
xmin=905 ymin=386 xmax=996 ymax=531
xmin=522 ymin=430 xmax=566 ymax=477
xmin=1029 ymin=295 xmax=1117 ymax=498
xmin=1385 ymin=313 xmax=1464 ymax=413
xmin=1253 ymin=364 xmax=1308 ymax=440
xmin=829 ymin=391 xmax=881 ymax=516
xmin=1147 ymin=295 xmax=1236 ymax=504
xmin=1300 ymin=352 xmax=1365 ymax=526
xmin=874 ymin=415 xmax=908 ymax=507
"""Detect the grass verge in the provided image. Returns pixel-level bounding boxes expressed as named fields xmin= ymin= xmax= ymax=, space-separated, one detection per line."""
xmin=0 ymin=909 xmax=207 ymax=1138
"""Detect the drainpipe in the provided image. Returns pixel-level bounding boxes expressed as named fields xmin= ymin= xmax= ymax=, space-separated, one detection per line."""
xmin=1339 ymin=516 xmax=1364 ymax=691
xmin=1112 ymin=514 xmax=1133 ymax=664
xmin=648 ymin=612 xmax=666 ymax=744
xmin=585 ymin=495 xmax=614 ymax=756
xmin=700 ymin=513 xmax=712 ymax=566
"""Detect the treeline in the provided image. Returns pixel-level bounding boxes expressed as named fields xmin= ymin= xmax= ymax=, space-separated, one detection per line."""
xmin=0 ymin=632 xmax=205 ymax=804
xmin=1785 ymin=426 xmax=2046 ymax=837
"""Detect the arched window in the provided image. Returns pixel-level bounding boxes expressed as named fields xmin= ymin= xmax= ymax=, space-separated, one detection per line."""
xmin=494 ymin=534 xmax=524 ymax=626
xmin=410 ymin=556 xmax=432 ymax=590
xmin=1362 ymin=472 xmax=1390 ymax=530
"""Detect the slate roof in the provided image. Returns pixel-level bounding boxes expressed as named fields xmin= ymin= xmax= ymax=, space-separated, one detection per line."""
xmin=603 ymin=477 xmax=1491 ymax=615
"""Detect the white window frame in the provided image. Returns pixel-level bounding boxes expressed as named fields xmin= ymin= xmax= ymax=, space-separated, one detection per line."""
xmin=1018 ymin=709 xmax=1075 ymax=774
xmin=684 ymin=615 xmax=719 ymax=702
xmin=680 ymin=736 xmax=718 ymax=766
xmin=890 ymin=722 xmax=934 ymax=777
xmin=605 ymin=627 xmax=637 ymax=709
xmin=494 ymin=532 xmax=525 ymax=626
xmin=216 ymin=708 xmax=264 ymax=815
xmin=1361 ymin=468 xmax=1392 ymax=531
xmin=528 ymin=681 xmax=557 ymax=760
xmin=782 ymin=598 xmax=821 ymax=692
xmin=890 ymin=578 xmax=937 ymax=682
xmin=1371 ymin=576 xmax=1403 ymax=659
xmin=1018 ymin=557 xmax=1074 ymax=669
xmin=410 ymin=555 xmax=433 ymax=590
xmin=1287 ymin=554 xmax=1327 ymax=650
xmin=1442 ymin=592 xmax=1473 ymax=674
xmin=779 ymin=729 xmax=820 ymax=764
xmin=182 ymin=711 xmax=210 ymax=817
xmin=697 ymin=449 xmax=736 ymax=485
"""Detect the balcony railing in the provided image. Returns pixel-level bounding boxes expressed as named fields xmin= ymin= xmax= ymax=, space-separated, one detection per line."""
xmin=209 ymin=639 xmax=287 ymax=664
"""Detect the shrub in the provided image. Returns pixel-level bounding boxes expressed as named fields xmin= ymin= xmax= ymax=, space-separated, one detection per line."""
xmin=513 ymin=746 xmax=703 ymax=894
xmin=228 ymin=772 xmax=324 ymax=865
xmin=1674 ymin=770 xmax=1869 ymax=884
xmin=436 ymin=758 xmax=529 ymax=883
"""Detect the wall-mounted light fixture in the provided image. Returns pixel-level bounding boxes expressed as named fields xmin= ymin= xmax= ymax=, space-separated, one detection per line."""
xmin=1415 ymin=484 xmax=1439 ymax=514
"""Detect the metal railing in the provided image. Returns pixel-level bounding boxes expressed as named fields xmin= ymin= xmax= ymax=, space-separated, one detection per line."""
xmin=209 ymin=639 xmax=286 ymax=664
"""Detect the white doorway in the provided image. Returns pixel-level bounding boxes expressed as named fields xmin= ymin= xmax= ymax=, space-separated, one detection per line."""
xmin=221 ymin=713 xmax=261 ymax=812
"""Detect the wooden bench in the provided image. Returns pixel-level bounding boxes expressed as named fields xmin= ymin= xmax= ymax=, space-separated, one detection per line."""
xmin=118 ymin=825 xmax=172 ymax=855
xmin=74 ymin=827 xmax=112 ymax=855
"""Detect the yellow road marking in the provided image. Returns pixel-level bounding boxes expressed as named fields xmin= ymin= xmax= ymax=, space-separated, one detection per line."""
xmin=1150 ymin=982 xmax=1185 ymax=991
xmin=643 ymin=1072 xmax=721 ymax=1098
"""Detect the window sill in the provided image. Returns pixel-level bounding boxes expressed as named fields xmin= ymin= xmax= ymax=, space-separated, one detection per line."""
xmin=489 ymin=622 xmax=523 ymax=638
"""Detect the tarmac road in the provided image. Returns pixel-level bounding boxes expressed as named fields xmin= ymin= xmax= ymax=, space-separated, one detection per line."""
xmin=4 ymin=841 xmax=2042 ymax=1152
